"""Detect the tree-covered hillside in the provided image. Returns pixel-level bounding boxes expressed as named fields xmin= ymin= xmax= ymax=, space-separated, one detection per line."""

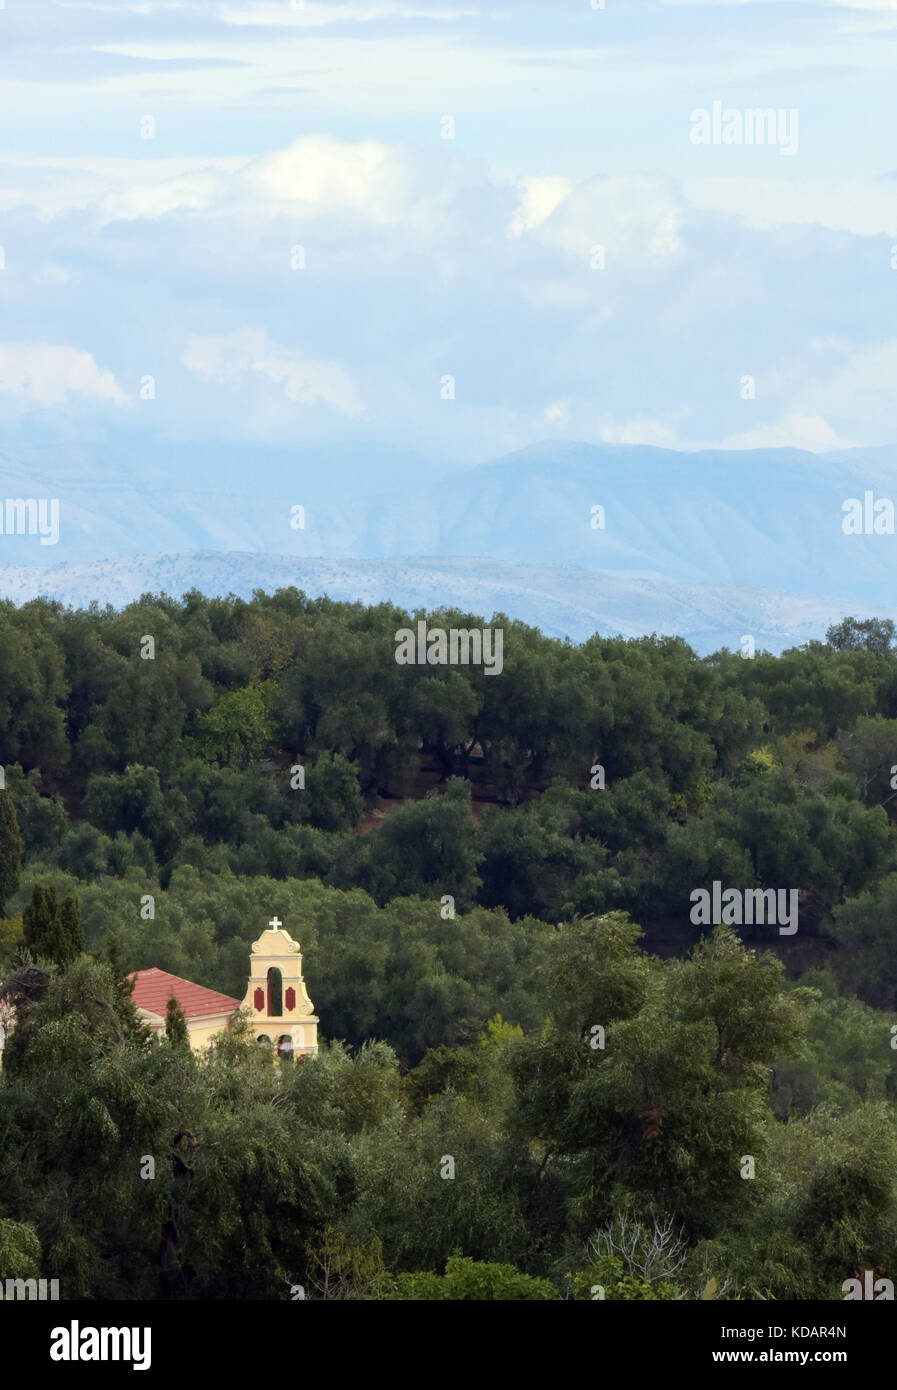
xmin=2 ymin=592 xmax=897 ymax=1299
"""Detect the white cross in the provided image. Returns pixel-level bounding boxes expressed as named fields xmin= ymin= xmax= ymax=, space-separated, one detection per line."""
xmin=269 ymin=916 xmax=283 ymax=929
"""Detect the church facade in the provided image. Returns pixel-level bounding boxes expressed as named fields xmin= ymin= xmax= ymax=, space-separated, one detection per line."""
xmin=130 ymin=919 xmax=319 ymax=1059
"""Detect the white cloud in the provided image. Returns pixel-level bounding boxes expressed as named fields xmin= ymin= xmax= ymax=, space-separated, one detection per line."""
xmin=792 ymin=338 xmax=897 ymax=427
xmin=0 ymin=342 xmax=127 ymax=405
xmin=0 ymin=155 xmax=248 ymax=219
xmin=0 ymin=138 xmax=413 ymax=227
xmin=661 ymin=0 xmax=893 ymax=7
xmin=659 ymin=0 xmax=897 ymax=29
xmin=59 ymin=3 xmax=198 ymax=10
xmin=243 ymin=136 xmax=410 ymax=223
xmin=218 ymin=2 xmax=477 ymax=25
xmin=19 ymin=135 xmax=897 ymax=260
xmin=583 ymin=413 xmax=856 ymax=454
xmin=686 ymin=176 xmax=897 ymax=238
xmin=542 ymin=400 xmax=570 ymax=427
xmin=507 ymin=176 xmax=573 ymax=239
xmin=719 ymin=413 xmax=854 ymax=452
xmin=100 ymin=170 xmax=228 ymax=222
xmin=523 ymin=175 xmax=685 ymax=262
xmin=77 ymin=137 xmax=413 ymax=225
xmin=600 ymin=420 xmax=685 ymax=448
xmin=32 ymin=265 xmax=76 ymax=285
xmin=182 ymin=328 xmax=364 ymax=415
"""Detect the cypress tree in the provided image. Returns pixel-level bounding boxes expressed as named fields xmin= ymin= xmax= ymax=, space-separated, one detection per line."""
xmin=99 ymin=935 xmax=149 ymax=1048
xmin=59 ymin=893 xmax=84 ymax=966
xmin=0 ymin=791 xmax=23 ymax=916
xmin=22 ymin=884 xmax=63 ymax=965
xmin=103 ymin=933 xmax=131 ymax=996
xmin=165 ymin=994 xmax=190 ymax=1049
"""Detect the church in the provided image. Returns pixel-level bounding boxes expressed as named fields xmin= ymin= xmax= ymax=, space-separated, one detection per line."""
xmin=129 ymin=918 xmax=319 ymax=1059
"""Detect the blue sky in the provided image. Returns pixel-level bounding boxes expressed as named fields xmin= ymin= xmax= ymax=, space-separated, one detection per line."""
xmin=3 ymin=0 xmax=897 ymax=474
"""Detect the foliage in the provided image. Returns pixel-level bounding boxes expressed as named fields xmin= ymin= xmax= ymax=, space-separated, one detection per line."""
xmin=165 ymin=994 xmax=190 ymax=1049
xmin=1 ymin=591 xmax=897 ymax=1300
xmin=0 ymin=790 xmax=23 ymax=915
xmin=380 ymin=1256 xmax=559 ymax=1300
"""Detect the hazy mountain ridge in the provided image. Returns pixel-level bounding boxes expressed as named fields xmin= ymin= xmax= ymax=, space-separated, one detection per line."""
xmin=2 ymin=438 xmax=897 ymax=604
xmin=0 ymin=550 xmax=891 ymax=656
xmin=2 ymin=438 xmax=897 ymax=649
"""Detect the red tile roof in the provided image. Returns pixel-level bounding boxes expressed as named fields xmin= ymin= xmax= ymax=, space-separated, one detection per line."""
xmin=129 ymin=968 xmax=241 ymax=1021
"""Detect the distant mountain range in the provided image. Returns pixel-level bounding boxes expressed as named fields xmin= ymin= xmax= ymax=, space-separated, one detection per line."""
xmin=2 ymin=436 xmax=897 ymax=650
xmin=0 ymin=550 xmax=892 ymax=656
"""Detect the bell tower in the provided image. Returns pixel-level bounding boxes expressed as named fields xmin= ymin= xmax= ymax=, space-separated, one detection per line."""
xmin=241 ymin=917 xmax=319 ymax=1058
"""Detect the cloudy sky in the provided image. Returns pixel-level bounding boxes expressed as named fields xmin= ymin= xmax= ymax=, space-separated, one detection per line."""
xmin=2 ymin=0 xmax=897 ymax=476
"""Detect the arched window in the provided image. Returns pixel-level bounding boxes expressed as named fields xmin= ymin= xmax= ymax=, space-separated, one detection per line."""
xmin=276 ymin=1034 xmax=293 ymax=1060
xmin=256 ymin=1035 xmax=273 ymax=1047
xmin=267 ymin=967 xmax=283 ymax=1017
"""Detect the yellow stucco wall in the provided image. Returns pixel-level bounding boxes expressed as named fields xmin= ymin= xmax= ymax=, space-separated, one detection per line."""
xmin=137 ymin=1008 xmax=235 ymax=1054
xmin=136 ymin=926 xmax=319 ymax=1059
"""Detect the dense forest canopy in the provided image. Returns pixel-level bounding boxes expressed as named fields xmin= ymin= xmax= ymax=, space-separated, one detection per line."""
xmin=2 ymin=592 xmax=897 ymax=1299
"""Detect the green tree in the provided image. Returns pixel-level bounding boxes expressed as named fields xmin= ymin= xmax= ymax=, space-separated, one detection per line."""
xmin=306 ymin=752 xmax=364 ymax=833
xmin=165 ymin=994 xmax=190 ymax=1049
xmin=0 ymin=958 xmax=346 ymax=1298
xmin=829 ymin=873 xmax=897 ymax=1009
xmin=0 ymin=1219 xmax=42 ymax=1281
xmin=22 ymin=883 xmax=64 ymax=965
xmin=59 ymin=892 xmax=85 ymax=966
xmin=382 ymin=1255 xmax=558 ymax=1300
xmin=85 ymin=764 xmax=188 ymax=860
xmin=0 ymin=766 xmax=66 ymax=857
xmin=366 ymin=778 xmax=482 ymax=909
xmin=303 ymin=1225 xmax=385 ymax=1300
xmin=511 ymin=922 xmax=810 ymax=1235
xmin=187 ymin=684 xmax=275 ymax=769
xmin=411 ymin=670 xmax=481 ymax=780
xmin=826 ymin=616 xmax=897 ymax=655
xmin=837 ymin=715 xmax=897 ymax=808
xmin=0 ymin=788 xmax=23 ymax=914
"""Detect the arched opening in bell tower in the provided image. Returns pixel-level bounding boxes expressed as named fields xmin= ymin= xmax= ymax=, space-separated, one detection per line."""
xmin=267 ymin=966 xmax=283 ymax=1016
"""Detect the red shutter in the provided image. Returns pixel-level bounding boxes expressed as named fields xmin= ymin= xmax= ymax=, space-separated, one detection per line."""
xmin=254 ymin=987 xmax=264 ymax=1012
xmin=285 ymin=987 xmax=296 ymax=1011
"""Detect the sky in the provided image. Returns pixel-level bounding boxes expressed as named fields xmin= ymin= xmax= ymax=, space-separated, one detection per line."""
xmin=2 ymin=0 xmax=897 ymax=475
